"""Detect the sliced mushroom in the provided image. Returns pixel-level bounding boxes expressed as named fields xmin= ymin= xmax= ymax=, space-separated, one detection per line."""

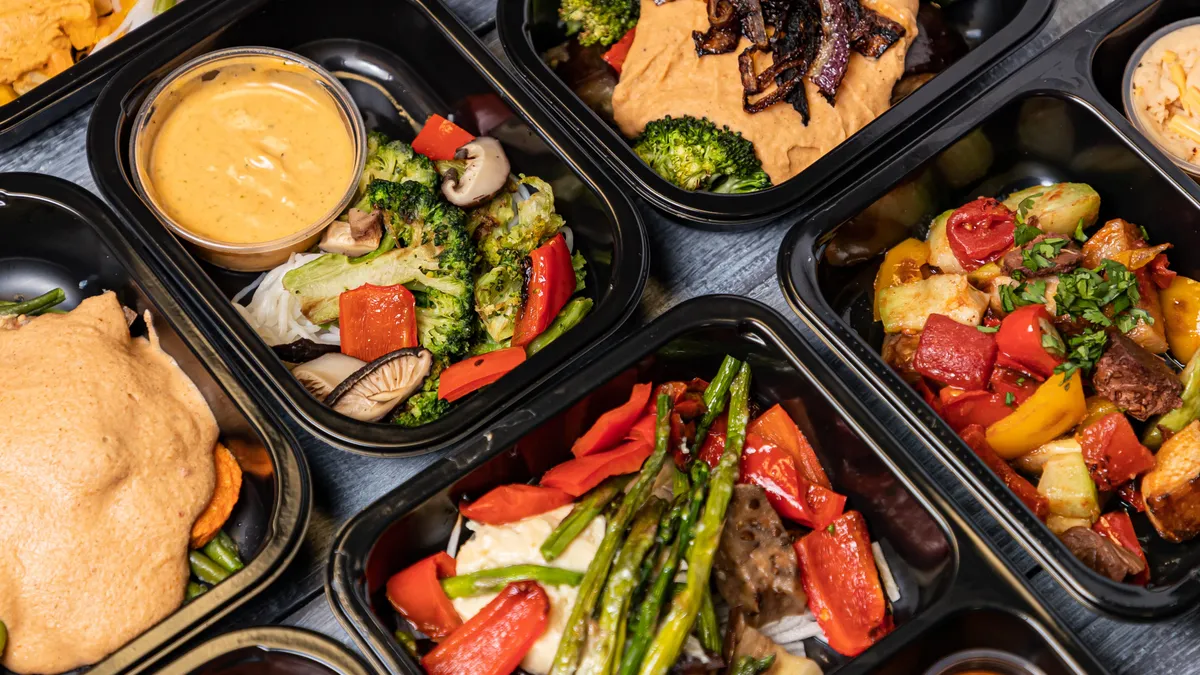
xmin=325 ymin=348 xmax=433 ymax=422
xmin=440 ymin=136 xmax=511 ymax=208
xmin=319 ymin=208 xmax=383 ymax=256
xmin=292 ymin=352 xmax=367 ymax=400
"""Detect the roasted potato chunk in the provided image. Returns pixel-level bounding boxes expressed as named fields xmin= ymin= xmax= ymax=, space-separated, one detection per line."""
xmin=1002 ymin=183 xmax=1100 ymax=236
xmin=1144 ymin=420 xmax=1200 ymax=543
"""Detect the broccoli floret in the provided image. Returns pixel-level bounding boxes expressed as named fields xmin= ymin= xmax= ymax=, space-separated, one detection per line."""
xmin=354 ymin=132 xmax=438 ymax=208
xmin=631 ymin=115 xmax=772 ymax=194
xmin=392 ymin=364 xmax=452 ymax=427
xmin=477 ymin=176 xmax=565 ymax=268
xmin=572 ymin=249 xmax=587 ymax=292
xmin=559 ymin=0 xmax=638 ymax=47
xmin=474 ymin=248 xmax=526 ymax=344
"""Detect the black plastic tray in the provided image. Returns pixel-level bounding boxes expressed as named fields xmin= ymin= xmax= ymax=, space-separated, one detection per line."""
xmin=780 ymin=0 xmax=1200 ymax=620
xmin=325 ymin=296 xmax=1107 ymax=675
xmin=153 ymin=627 xmax=370 ymax=675
xmin=86 ymin=0 xmax=649 ymax=457
xmin=496 ymin=0 xmax=1053 ymax=229
xmin=0 ymin=173 xmax=309 ymax=675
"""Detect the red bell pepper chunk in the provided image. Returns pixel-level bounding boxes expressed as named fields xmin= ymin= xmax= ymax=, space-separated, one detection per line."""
xmin=422 ymin=581 xmax=549 ymax=675
xmin=1093 ymin=511 xmax=1150 ymax=585
xmin=1150 ymin=253 xmax=1176 ymax=290
xmin=438 ymin=347 xmax=527 ymax=402
xmin=989 ymin=367 xmax=1040 ymax=406
xmin=513 ymin=235 xmax=577 ymax=347
xmin=1077 ymin=413 xmax=1157 ymax=491
xmin=696 ymin=414 xmax=727 ymax=469
xmin=627 ymin=413 xmax=657 ymax=447
xmin=602 ymin=29 xmax=636 ymax=73
xmin=386 ymin=552 xmax=461 ymax=639
xmin=1119 ymin=481 xmax=1147 ymax=513
xmin=459 ymin=484 xmax=574 ymax=525
xmin=941 ymin=390 xmax=1013 ymax=433
xmin=572 ymin=382 xmax=653 ymax=457
xmin=338 ymin=283 xmax=418 ymax=363
xmin=995 ymin=304 xmax=1065 ymax=379
xmin=914 ymin=378 xmax=943 ymax=417
xmin=960 ymin=425 xmax=1049 ymax=520
xmin=411 ymin=114 xmax=475 ymax=161
xmin=913 ymin=314 xmax=998 ymax=390
xmin=747 ymin=404 xmax=832 ymax=489
xmin=945 ymin=197 xmax=1016 ymax=271
xmin=541 ymin=438 xmax=653 ymax=496
xmin=794 ymin=511 xmax=893 ymax=657
xmin=741 ymin=433 xmax=846 ymax=530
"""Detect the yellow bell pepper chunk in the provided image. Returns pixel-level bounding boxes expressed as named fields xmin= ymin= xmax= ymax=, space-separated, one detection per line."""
xmin=967 ymin=261 xmax=1003 ymax=286
xmin=1161 ymin=275 xmax=1200 ymax=364
xmin=986 ymin=371 xmax=1086 ymax=459
xmin=873 ymin=237 xmax=928 ymax=321
xmin=1169 ymin=115 xmax=1200 ymax=145
xmin=0 ymin=85 xmax=16 ymax=107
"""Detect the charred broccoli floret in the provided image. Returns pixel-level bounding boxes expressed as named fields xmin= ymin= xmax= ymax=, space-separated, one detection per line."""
xmin=355 ymin=133 xmax=438 ymax=208
xmin=559 ymin=0 xmax=638 ymax=47
xmin=631 ymin=115 xmax=772 ymax=194
xmin=474 ymin=248 xmax=526 ymax=344
xmin=476 ymin=176 xmax=564 ymax=268
xmin=392 ymin=361 xmax=453 ymax=427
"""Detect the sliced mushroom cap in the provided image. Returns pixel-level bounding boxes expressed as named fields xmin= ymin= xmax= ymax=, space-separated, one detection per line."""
xmin=441 ymin=136 xmax=511 ymax=208
xmin=273 ymin=338 xmax=342 ymax=364
xmin=325 ymin=348 xmax=434 ymax=422
xmin=292 ymin=352 xmax=367 ymax=400
xmin=319 ymin=208 xmax=383 ymax=257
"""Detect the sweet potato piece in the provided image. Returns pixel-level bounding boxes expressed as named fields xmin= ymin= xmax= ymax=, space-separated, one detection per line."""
xmin=1143 ymin=420 xmax=1200 ymax=543
xmin=191 ymin=442 xmax=244 ymax=549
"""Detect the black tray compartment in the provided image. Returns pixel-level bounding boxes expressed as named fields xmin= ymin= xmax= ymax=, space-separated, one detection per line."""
xmin=86 ymin=0 xmax=649 ymax=456
xmin=0 ymin=173 xmax=309 ymax=675
xmin=496 ymin=0 xmax=1052 ymax=229
xmin=781 ymin=0 xmax=1200 ymax=619
xmin=325 ymin=296 xmax=1105 ymax=675
xmin=153 ymin=627 xmax=370 ymax=675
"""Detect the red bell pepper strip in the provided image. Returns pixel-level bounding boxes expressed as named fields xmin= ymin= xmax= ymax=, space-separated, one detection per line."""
xmin=696 ymin=414 xmax=727 ymax=469
xmin=794 ymin=511 xmax=893 ymax=657
xmin=913 ymin=314 xmax=998 ymax=390
xmin=513 ymin=234 xmax=577 ymax=347
xmin=422 ymin=580 xmax=549 ymax=675
xmin=386 ymin=552 xmax=461 ymax=639
xmin=741 ymin=433 xmax=846 ymax=530
xmin=337 ymin=283 xmax=418 ymax=363
xmin=989 ymin=367 xmax=1040 ymax=406
xmin=914 ymin=378 xmax=943 ymax=416
xmin=1150 ymin=253 xmax=1176 ymax=290
xmin=995 ymin=304 xmax=1066 ymax=379
xmin=946 ymin=197 xmax=1016 ymax=271
xmin=1077 ymin=413 xmax=1157 ymax=492
xmin=541 ymin=438 xmax=653 ymax=496
xmin=459 ymin=484 xmax=574 ymax=525
xmin=1119 ymin=481 xmax=1147 ymax=513
xmin=627 ymin=413 xmax=657 ymax=447
xmin=438 ymin=347 xmax=527 ymax=402
xmin=1093 ymin=511 xmax=1150 ymax=585
xmin=960 ymin=425 xmax=1049 ymax=520
xmin=747 ymin=404 xmax=832 ymax=489
xmin=602 ymin=29 xmax=636 ymax=73
xmin=411 ymin=114 xmax=475 ymax=161
xmin=941 ymin=390 xmax=1013 ymax=433
xmin=572 ymin=382 xmax=653 ymax=457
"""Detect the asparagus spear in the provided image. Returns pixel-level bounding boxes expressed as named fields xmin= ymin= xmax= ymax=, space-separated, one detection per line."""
xmin=731 ymin=654 xmax=776 ymax=675
xmin=202 ymin=531 xmax=244 ymax=574
xmin=528 ymin=298 xmax=594 ymax=356
xmin=637 ymin=362 xmax=751 ymax=675
xmin=394 ymin=630 xmax=420 ymax=659
xmin=549 ymin=393 xmax=675 ymax=675
xmin=580 ymin=498 xmax=667 ymax=675
xmin=696 ymin=586 xmax=721 ymax=654
xmin=692 ymin=356 xmax=742 ymax=449
xmin=441 ymin=565 xmax=583 ymax=598
xmin=0 ymin=288 xmax=65 ymax=316
xmin=189 ymin=550 xmax=230 ymax=585
xmin=185 ymin=582 xmax=209 ymax=601
xmin=542 ymin=475 xmax=632 ymax=561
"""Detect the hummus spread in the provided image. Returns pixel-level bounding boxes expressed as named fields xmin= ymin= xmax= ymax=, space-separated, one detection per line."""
xmin=612 ymin=0 xmax=918 ymax=184
xmin=0 ymin=292 xmax=219 ymax=675
xmin=1129 ymin=24 xmax=1200 ymax=167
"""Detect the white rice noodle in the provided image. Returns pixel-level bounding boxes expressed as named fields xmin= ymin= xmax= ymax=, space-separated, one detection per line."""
xmin=872 ymin=541 xmax=901 ymax=604
xmin=559 ymin=225 xmax=574 ymax=253
xmin=759 ymin=611 xmax=825 ymax=657
xmin=446 ymin=513 xmax=465 ymax=558
xmin=234 ymin=252 xmax=342 ymax=347
xmin=93 ymin=0 xmax=172 ymax=52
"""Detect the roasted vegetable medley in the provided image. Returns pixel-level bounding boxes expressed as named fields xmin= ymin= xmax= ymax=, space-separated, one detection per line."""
xmin=385 ymin=358 xmax=903 ymax=675
xmin=874 ymin=181 xmax=1200 ymax=584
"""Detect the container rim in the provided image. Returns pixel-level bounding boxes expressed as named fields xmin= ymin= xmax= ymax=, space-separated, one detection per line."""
xmin=152 ymin=626 xmax=371 ymax=675
xmin=1120 ymin=17 xmax=1200 ymax=178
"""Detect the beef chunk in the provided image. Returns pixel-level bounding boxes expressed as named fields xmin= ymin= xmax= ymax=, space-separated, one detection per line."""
xmin=713 ymin=485 xmax=806 ymax=626
xmin=1001 ymin=233 xmax=1082 ymax=278
xmin=1059 ymin=526 xmax=1146 ymax=582
xmin=1092 ymin=332 xmax=1182 ymax=421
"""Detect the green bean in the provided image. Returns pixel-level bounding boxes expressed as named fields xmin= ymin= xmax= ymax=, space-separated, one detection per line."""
xmin=189 ymin=550 xmax=231 ymax=585
xmin=542 ymin=475 xmax=632 ymax=561
xmin=692 ymin=356 xmax=741 ymax=450
xmin=185 ymin=582 xmax=209 ymax=601
xmin=394 ymin=630 xmax=420 ymax=659
xmin=732 ymin=654 xmax=776 ymax=675
xmin=696 ymin=585 xmax=721 ymax=653
xmin=441 ymin=565 xmax=583 ymax=598
xmin=0 ymin=288 xmax=65 ymax=316
xmin=528 ymin=298 xmax=594 ymax=356
xmin=202 ymin=531 xmax=244 ymax=574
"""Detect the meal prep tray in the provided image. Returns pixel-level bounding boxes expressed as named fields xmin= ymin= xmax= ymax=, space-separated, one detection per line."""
xmin=85 ymin=0 xmax=649 ymax=456
xmin=325 ymin=296 xmax=1107 ymax=675
xmin=780 ymin=0 xmax=1200 ymax=619
xmin=152 ymin=627 xmax=370 ymax=675
xmin=496 ymin=0 xmax=1053 ymax=229
xmin=0 ymin=173 xmax=310 ymax=675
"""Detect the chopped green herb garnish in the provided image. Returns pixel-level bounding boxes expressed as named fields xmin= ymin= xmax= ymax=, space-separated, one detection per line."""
xmin=977 ymin=325 xmax=1000 ymax=333
xmin=1005 ymin=392 xmax=1016 ymax=406
xmin=1041 ymin=331 xmax=1067 ymax=357
xmin=1014 ymin=222 xmax=1043 ymax=246
xmin=1073 ymin=218 xmax=1087 ymax=242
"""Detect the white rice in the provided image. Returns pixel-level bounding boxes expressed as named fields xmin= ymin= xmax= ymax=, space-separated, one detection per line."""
xmin=234 ymin=252 xmax=341 ymax=347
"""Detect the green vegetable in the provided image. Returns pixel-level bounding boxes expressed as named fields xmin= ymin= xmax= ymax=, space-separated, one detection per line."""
xmin=527 ymin=298 xmax=594 ymax=356
xmin=637 ymin=362 xmax=751 ymax=675
xmin=542 ymin=474 xmax=632 ymax=561
xmin=440 ymin=565 xmax=583 ymax=598
xmin=392 ymin=359 xmax=453 ymax=427
xmin=152 ymin=0 xmax=177 ymax=13
xmin=355 ymin=132 xmax=437 ymax=209
xmin=559 ymin=0 xmax=638 ymax=46
xmin=731 ymin=654 xmax=777 ymax=675
xmin=1038 ymin=453 xmax=1100 ymax=522
xmin=0 ymin=288 xmax=65 ymax=316
xmin=474 ymin=248 xmax=525 ymax=344
xmin=696 ymin=586 xmax=721 ymax=654
xmin=189 ymin=551 xmax=231 ymax=586
xmin=1001 ymin=183 xmax=1101 ymax=236
xmin=476 ymin=176 xmax=566 ymax=269
xmin=1146 ymin=350 xmax=1200 ymax=449
xmin=394 ymin=630 xmax=420 ymax=659
xmin=202 ymin=531 xmax=244 ymax=574
xmin=185 ymin=582 xmax=209 ymax=601
xmin=549 ymin=393 xmax=675 ymax=675
xmin=632 ymin=116 xmax=771 ymax=194
xmin=693 ymin=355 xmax=742 ymax=450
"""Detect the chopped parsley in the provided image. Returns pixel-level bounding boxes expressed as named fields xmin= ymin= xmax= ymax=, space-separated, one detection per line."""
xmin=976 ymin=325 xmax=1000 ymax=333
xmin=1015 ymin=193 xmax=1042 ymax=225
xmin=1021 ymin=237 xmax=1068 ymax=271
xmin=1073 ymin=218 xmax=1087 ymax=242
xmin=1041 ymin=331 xmax=1067 ymax=357
xmin=1054 ymin=328 xmax=1110 ymax=381
xmin=1005 ymin=392 xmax=1016 ymax=406
xmin=1014 ymin=222 xmax=1043 ymax=246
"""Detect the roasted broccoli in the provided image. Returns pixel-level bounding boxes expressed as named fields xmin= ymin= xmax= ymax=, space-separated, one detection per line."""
xmin=392 ymin=363 xmax=453 ymax=427
xmin=631 ymin=115 xmax=772 ymax=194
xmin=477 ymin=176 xmax=565 ymax=268
xmin=354 ymin=132 xmax=438 ymax=208
xmin=474 ymin=248 xmax=526 ymax=344
xmin=559 ymin=0 xmax=638 ymax=47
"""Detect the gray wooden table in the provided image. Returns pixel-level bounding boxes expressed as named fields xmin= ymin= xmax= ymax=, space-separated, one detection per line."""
xmin=4 ymin=0 xmax=1194 ymax=673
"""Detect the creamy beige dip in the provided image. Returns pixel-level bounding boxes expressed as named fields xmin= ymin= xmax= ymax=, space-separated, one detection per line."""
xmin=0 ymin=292 xmax=219 ymax=675
xmin=1130 ymin=24 xmax=1200 ymax=166
xmin=612 ymin=0 xmax=917 ymax=184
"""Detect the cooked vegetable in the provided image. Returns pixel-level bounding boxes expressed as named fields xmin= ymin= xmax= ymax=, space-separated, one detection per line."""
xmin=412 ymin=114 xmax=476 ymax=161
xmin=985 ymin=372 xmax=1086 ymax=459
xmin=185 ymin=582 xmax=208 ymax=601
xmin=513 ymin=235 xmax=578 ymax=347
xmin=542 ymin=475 xmax=631 ymax=561
xmin=441 ymin=565 xmax=584 ymax=598
xmin=941 ymin=390 xmax=1013 ymax=432
xmin=926 ymin=210 xmax=965 ymax=274
xmin=1143 ymin=420 xmax=1200 ymax=543
xmin=877 ymin=274 xmax=989 ymax=333
xmin=1145 ymin=350 xmax=1200 ymax=449
xmin=1093 ymin=511 xmax=1149 ymax=585
xmin=201 ymin=531 xmax=244 ymax=574
xmin=962 ymin=425 xmax=1049 ymax=520
xmin=356 ymin=132 xmax=438 ymax=205
xmin=603 ymin=29 xmax=637 ymax=73
xmin=393 ymin=382 xmax=453 ymax=427
xmin=731 ymin=654 xmax=777 ymax=675
xmin=527 ymin=297 xmax=593 ymax=356
xmin=740 ymin=432 xmax=846 ymax=529
xmin=459 ymin=484 xmax=574 ymax=525
xmin=437 ymin=347 xmax=526 ymax=402
xmin=474 ymin=248 xmax=525 ymax=344
xmin=386 ymin=552 xmax=461 ymax=639
xmin=1161 ymin=274 xmax=1200 ymax=363
xmin=1001 ymin=183 xmax=1100 ymax=236
xmin=0 ymin=288 xmax=66 ymax=316
xmin=326 ymin=348 xmax=434 ymax=422
xmin=573 ymin=382 xmax=654 ymax=457
xmin=872 ymin=237 xmax=927 ymax=320
xmin=693 ymin=355 xmax=740 ymax=450
xmin=189 ymin=550 xmax=231 ymax=586
xmin=995 ymin=304 xmax=1066 ymax=379
xmin=441 ymin=137 xmax=511 ymax=208
xmin=1012 ymin=437 xmax=1082 ymax=476
xmin=748 ymin=404 xmax=832 ymax=489
xmin=1077 ymin=413 xmax=1156 ymax=491
xmin=560 ymin=0 xmax=639 ymax=47
xmin=631 ymin=116 xmax=771 ymax=194
xmin=543 ymin=437 xmax=655 ymax=497
xmin=191 ymin=443 xmax=244 ymax=549
xmin=337 ymin=283 xmax=418 ymax=362
xmin=1038 ymin=453 xmax=1101 ymax=523
xmin=421 ymin=581 xmax=549 ymax=675
xmin=712 ymin=485 xmax=805 ymax=627
xmin=913 ymin=313 xmax=998 ymax=390
xmin=945 ymin=197 xmax=1016 ymax=271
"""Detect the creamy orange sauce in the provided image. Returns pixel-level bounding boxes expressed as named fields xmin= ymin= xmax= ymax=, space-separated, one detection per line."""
xmin=147 ymin=60 xmax=356 ymax=245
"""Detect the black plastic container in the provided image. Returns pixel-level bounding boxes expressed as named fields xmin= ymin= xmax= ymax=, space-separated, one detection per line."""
xmin=153 ymin=627 xmax=370 ymax=675
xmin=781 ymin=0 xmax=1200 ymax=619
xmin=0 ymin=173 xmax=309 ymax=674
xmin=86 ymin=0 xmax=649 ymax=456
xmin=325 ymin=296 xmax=1106 ymax=675
xmin=496 ymin=0 xmax=1053 ymax=229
